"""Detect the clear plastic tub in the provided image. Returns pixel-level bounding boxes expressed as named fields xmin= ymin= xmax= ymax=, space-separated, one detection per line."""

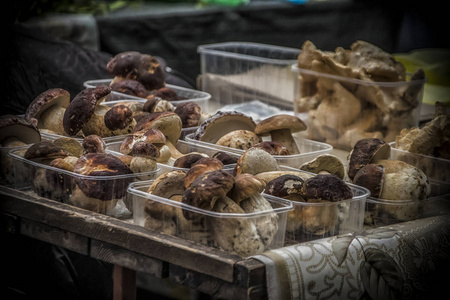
xmin=8 ymin=146 xmax=162 ymax=218
xmin=83 ymin=79 xmax=211 ymax=112
xmin=262 ymin=167 xmax=370 ymax=245
xmin=292 ymin=65 xmax=426 ymax=151
xmin=184 ymin=132 xmax=333 ymax=168
xmin=198 ymin=42 xmax=300 ymax=117
xmin=127 ymin=180 xmax=293 ymax=257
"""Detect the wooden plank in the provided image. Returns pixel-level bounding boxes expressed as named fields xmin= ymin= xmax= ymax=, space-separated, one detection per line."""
xmin=20 ymin=218 xmax=89 ymax=255
xmin=234 ymin=258 xmax=266 ymax=288
xmin=113 ymin=265 xmax=136 ymax=300
xmin=91 ymin=239 xmax=166 ymax=277
xmin=0 ymin=186 xmax=241 ymax=282
xmin=0 ymin=211 xmax=19 ymax=234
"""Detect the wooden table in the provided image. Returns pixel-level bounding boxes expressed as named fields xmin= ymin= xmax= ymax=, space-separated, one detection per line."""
xmin=0 ymin=185 xmax=267 ymax=300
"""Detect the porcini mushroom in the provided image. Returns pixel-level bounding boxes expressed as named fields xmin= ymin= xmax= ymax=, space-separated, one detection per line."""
xmin=53 ymin=137 xmax=84 ymax=157
xmin=82 ymin=135 xmax=106 ymax=154
xmin=104 ymin=104 xmax=135 ymax=131
xmin=254 ymin=114 xmax=307 ymax=154
xmin=25 ymin=88 xmax=70 ymax=135
xmin=129 ymin=141 xmax=159 ymax=176
xmin=173 ymin=153 xmax=209 ymax=169
xmin=233 ymin=147 xmax=280 ymax=176
xmin=106 ymin=51 xmax=165 ymax=91
xmin=252 ymin=141 xmax=290 ymax=155
xmin=174 ymin=102 xmax=202 ymax=128
xmin=110 ymin=79 xmax=149 ymax=98
xmin=143 ymin=97 xmax=175 ymax=113
xmin=183 ymin=157 xmax=224 ymax=189
xmin=212 ymin=151 xmax=238 ymax=165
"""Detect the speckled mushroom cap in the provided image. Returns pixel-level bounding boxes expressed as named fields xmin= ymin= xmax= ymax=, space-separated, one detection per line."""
xmin=227 ymin=173 xmax=266 ymax=204
xmin=73 ymin=153 xmax=133 ymax=200
xmin=233 ymin=147 xmax=280 ymax=176
xmin=24 ymin=88 xmax=70 ymax=123
xmin=264 ymin=174 xmax=305 ymax=201
xmin=173 ymin=153 xmax=209 ymax=169
xmin=184 ymin=157 xmax=224 ymax=189
xmin=82 ymin=135 xmax=106 ymax=154
xmin=131 ymin=141 xmax=160 ymax=159
xmin=104 ymin=104 xmax=134 ymax=131
xmin=106 ymin=51 xmax=165 ymax=91
xmin=63 ymin=86 xmax=112 ymax=136
xmin=133 ymin=111 xmax=182 ymax=144
xmin=347 ymin=138 xmax=391 ymax=181
xmin=215 ymin=130 xmax=261 ymax=150
xmin=174 ymin=102 xmax=201 ymax=128
xmin=192 ymin=111 xmax=256 ymax=143
xmin=148 ymin=87 xmax=182 ymax=101
xmin=253 ymin=141 xmax=290 ymax=155
xmin=0 ymin=115 xmax=41 ymax=146
xmin=255 ymin=115 xmax=307 ymax=136
xmin=302 ymin=174 xmax=353 ymax=202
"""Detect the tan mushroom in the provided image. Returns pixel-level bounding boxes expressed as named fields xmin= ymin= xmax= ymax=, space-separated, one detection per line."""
xmin=215 ymin=129 xmax=262 ymax=150
xmin=254 ymin=114 xmax=307 ymax=154
xmin=299 ymin=154 xmax=345 ymax=179
xmin=233 ymin=147 xmax=280 ymax=176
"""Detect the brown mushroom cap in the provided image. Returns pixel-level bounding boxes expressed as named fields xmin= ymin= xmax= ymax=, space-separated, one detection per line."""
xmin=143 ymin=97 xmax=174 ymax=113
xmin=253 ymin=141 xmax=290 ymax=155
xmin=300 ymin=154 xmax=345 ymax=179
xmin=0 ymin=115 xmax=41 ymax=146
xmin=24 ymin=88 xmax=70 ymax=124
xmin=264 ymin=174 xmax=305 ymax=201
xmin=173 ymin=153 xmax=209 ymax=169
xmin=353 ymin=163 xmax=385 ymax=198
xmin=53 ymin=137 xmax=83 ymax=157
xmin=255 ymin=114 xmax=307 ymax=136
xmin=82 ymin=135 xmax=106 ymax=154
xmin=133 ymin=111 xmax=182 ymax=145
xmin=184 ymin=157 xmax=224 ymax=189
xmin=106 ymin=51 xmax=165 ymax=91
xmin=149 ymin=87 xmax=182 ymax=101
xmin=104 ymin=104 xmax=134 ymax=131
xmin=192 ymin=111 xmax=256 ymax=143
xmin=73 ymin=153 xmax=133 ymax=200
xmin=212 ymin=151 xmax=238 ymax=165
xmin=24 ymin=141 xmax=70 ymax=164
xmin=227 ymin=173 xmax=266 ymax=204
xmin=131 ymin=141 xmax=160 ymax=159
xmin=119 ymin=128 xmax=167 ymax=155
xmin=302 ymin=174 xmax=353 ymax=202
xmin=110 ymin=79 xmax=148 ymax=98
xmin=174 ymin=102 xmax=201 ymax=128
xmin=347 ymin=138 xmax=391 ymax=181
xmin=63 ymin=86 xmax=112 ymax=136
xmin=182 ymin=169 xmax=235 ymax=216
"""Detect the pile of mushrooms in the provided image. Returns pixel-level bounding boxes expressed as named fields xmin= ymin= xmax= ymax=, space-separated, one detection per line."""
xmin=191 ymin=111 xmax=307 ymax=155
xmin=346 ymin=138 xmax=431 ymax=225
xmin=295 ymin=40 xmax=426 ymax=150
xmin=20 ymin=135 xmax=159 ymax=215
xmin=0 ymin=115 xmax=41 ymax=185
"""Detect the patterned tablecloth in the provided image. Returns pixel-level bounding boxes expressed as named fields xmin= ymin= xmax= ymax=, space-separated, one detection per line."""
xmin=253 ymin=215 xmax=450 ymax=300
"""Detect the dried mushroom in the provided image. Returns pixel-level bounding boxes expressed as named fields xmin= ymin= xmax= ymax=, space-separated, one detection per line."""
xmin=296 ymin=40 xmax=425 ymax=150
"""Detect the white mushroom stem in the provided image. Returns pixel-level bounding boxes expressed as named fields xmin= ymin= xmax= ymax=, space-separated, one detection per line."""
xmin=270 ymin=129 xmax=300 ymax=154
xmin=39 ymin=105 xmax=67 ymax=135
xmin=165 ymin=140 xmax=185 ymax=159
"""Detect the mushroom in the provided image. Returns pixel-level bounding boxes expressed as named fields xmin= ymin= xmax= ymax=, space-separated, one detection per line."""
xmin=63 ymin=86 xmax=136 ymax=137
xmin=0 ymin=115 xmax=41 ymax=185
xmin=129 ymin=141 xmax=159 ymax=177
xmin=354 ymin=159 xmax=430 ymax=223
xmin=24 ymin=88 xmax=70 ymax=135
xmin=299 ymin=154 xmax=345 ymax=179
xmin=212 ymin=151 xmax=238 ymax=165
xmin=148 ymin=86 xmax=183 ymax=101
xmin=347 ymin=138 xmax=391 ymax=181
xmin=110 ymin=79 xmax=149 ymax=98
xmin=69 ymin=153 xmax=134 ymax=213
xmin=132 ymin=111 xmax=183 ymax=159
xmin=233 ymin=147 xmax=280 ymax=176
xmin=82 ymin=135 xmax=106 ymax=154
xmin=255 ymin=170 xmax=314 ymax=185
xmin=104 ymin=104 xmax=135 ymax=131
xmin=120 ymin=128 xmax=171 ymax=163
xmin=184 ymin=157 xmax=224 ymax=189
xmin=143 ymin=97 xmax=175 ymax=113
xmin=300 ymin=174 xmax=353 ymax=235
xmin=252 ymin=141 xmax=290 ymax=155
xmin=174 ymin=102 xmax=202 ymax=128
xmin=173 ymin=152 xmax=209 ymax=169
xmin=52 ymin=137 xmax=84 ymax=157
xmin=192 ymin=111 xmax=256 ymax=144
xmin=215 ymin=130 xmax=262 ymax=150
xmin=106 ymin=51 xmax=165 ymax=91
xmin=254 ymin=114 xmax=307 ymax=154
xmin=37 ymin=156 xmax=77 ymax=202
xmin=24 ymin=141 xmax=70 ymax=165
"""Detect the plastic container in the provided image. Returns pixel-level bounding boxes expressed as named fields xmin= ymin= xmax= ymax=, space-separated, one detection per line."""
xmin=184 ymin=132 xmax=333 ymax=168
xmin=363 ymin=143 xmax=450 ymax=228
xmin=264 ymin=167 xmax=370 ymax=245
xmin=198 ymin=42 xmax=300 ymax=118
xmin=8 ymin=146 xmax=162 ymax=218
xmin=83 ymin=79 xmax=211 ymax=112
xmin=127 ymin=180 xmax=293 ymax=257
xmin=292 ymin=65 xmax=426 ymax=151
